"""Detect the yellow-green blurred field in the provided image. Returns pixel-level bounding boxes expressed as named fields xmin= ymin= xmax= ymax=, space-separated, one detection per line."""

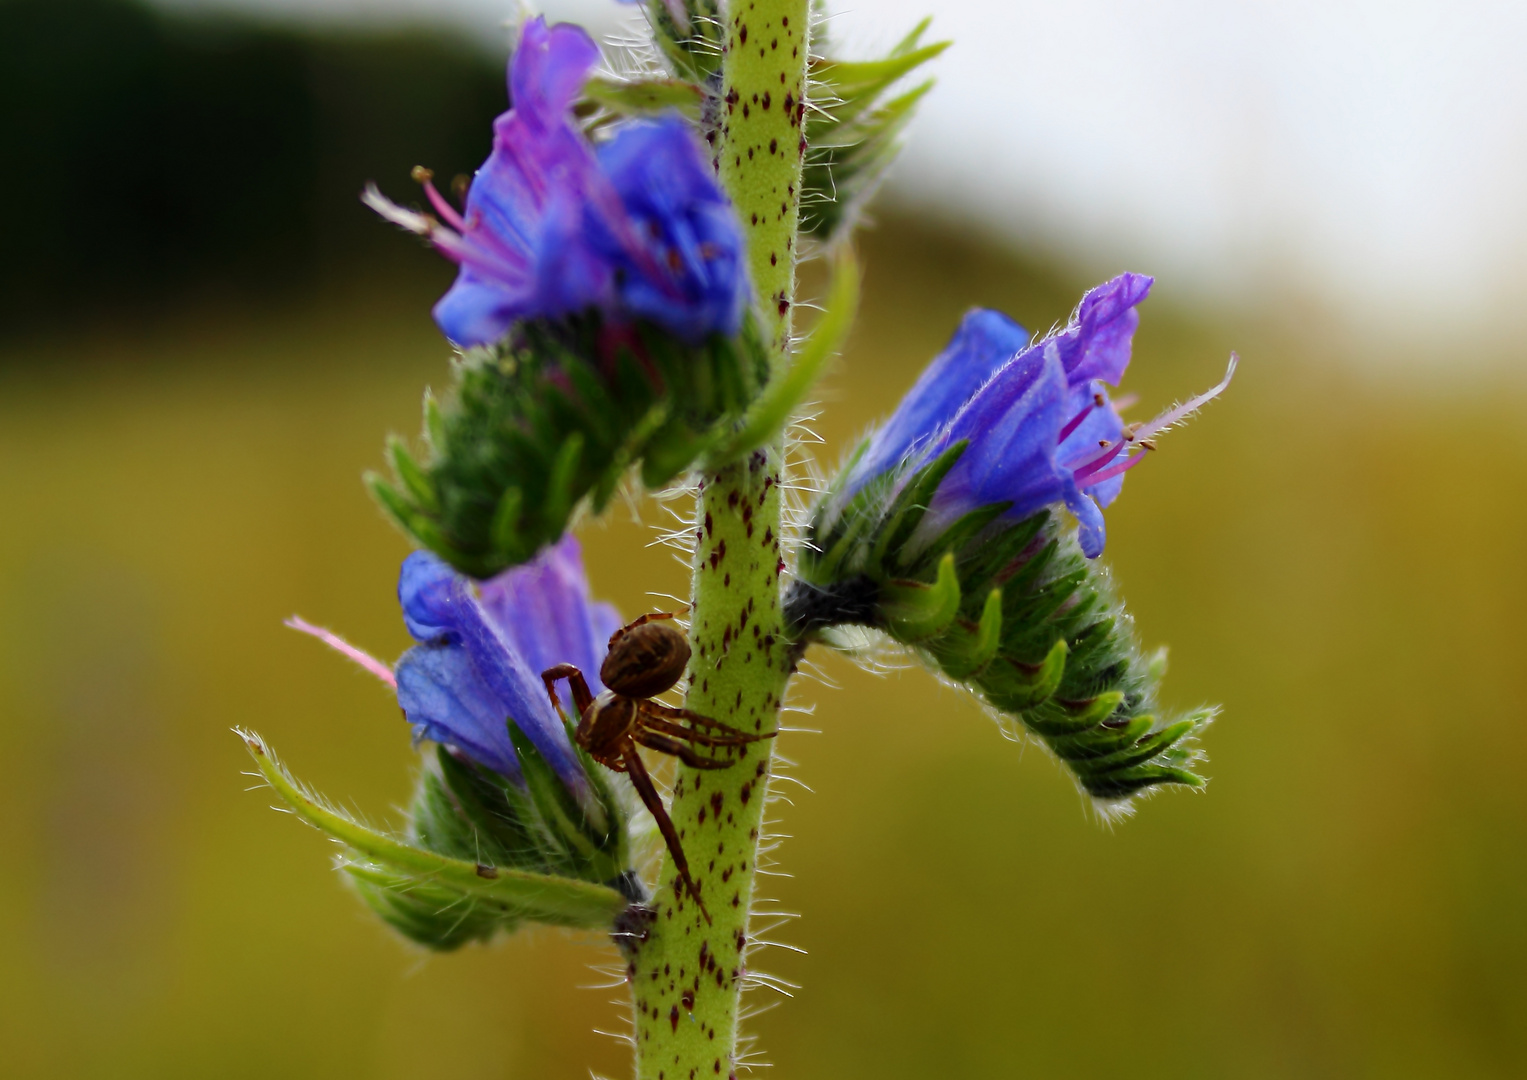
xmin=2 ymin=221 xmax=1524 ymax=1078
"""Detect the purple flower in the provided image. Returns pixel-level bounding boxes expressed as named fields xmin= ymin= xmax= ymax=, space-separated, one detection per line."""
xmin=287 ymin=535 xmax=621 ymax=793
xmin=845 ymin=308 xmax=1032 ymax=493
xmin=364 ymin=17 xmax=747 ymax=347
xmin=394 ymin=535 xmax=622 ymax=790
xmin=847 ymin=274 xmax=1234 ymax=559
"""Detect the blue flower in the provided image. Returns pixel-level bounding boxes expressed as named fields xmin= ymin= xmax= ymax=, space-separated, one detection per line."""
xmin=393 ymin=535 xmax=623 ymax=792
xmin=844 ymin=308 xmax=1032 ymax=494
xmin=846 ymin=274 xmax=1234 ymax=559
xmin=364 ymin=17 xmax=747 ymax=347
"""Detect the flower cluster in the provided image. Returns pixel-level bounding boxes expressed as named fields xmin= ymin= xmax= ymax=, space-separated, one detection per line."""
xmin=284 ymin=535 xmax=638 ymax=948
xmin=367 ymin=17 xmax=747 ymax=348
xmin=367 ymin=18 xmax=770 ymax=579
xmin=791 ymin=277 xmax=1231 ymax=801
xmin=836 ymin=274 xmax=1232 ymax=561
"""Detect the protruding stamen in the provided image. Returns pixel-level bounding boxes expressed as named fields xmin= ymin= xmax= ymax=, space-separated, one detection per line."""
xmin=1080 ymin=447 xmax=1151 ymax=488
xmin=285 ymin=615 xmax=397 ymax=689
xmin=1069 ymin=438 xmax=1127 ymax=480
xmin=362 ymin=183 xmax=435 ymax=236
xmin=414 ymin=166 xmax=469 ymax=233
xmin=1130 ymin=353 xmax=1238 ymax=444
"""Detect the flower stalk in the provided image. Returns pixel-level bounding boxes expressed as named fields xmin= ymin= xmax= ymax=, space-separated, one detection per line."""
xmin=628 ymin=2 xmax=809 ymax=1076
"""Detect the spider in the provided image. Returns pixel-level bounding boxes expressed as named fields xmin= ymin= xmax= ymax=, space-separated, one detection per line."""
xmin=541 ymin=612 xmax=773 ymax=915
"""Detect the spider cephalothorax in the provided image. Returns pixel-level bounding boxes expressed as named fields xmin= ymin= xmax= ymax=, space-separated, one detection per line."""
xmin=542 ymin=613 xmax=773 ymax=913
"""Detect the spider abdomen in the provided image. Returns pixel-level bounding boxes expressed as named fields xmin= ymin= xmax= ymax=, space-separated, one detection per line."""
xmin=601 ymin=621 xmax=690 ymax=698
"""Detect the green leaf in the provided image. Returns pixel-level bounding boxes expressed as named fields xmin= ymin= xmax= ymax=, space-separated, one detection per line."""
xmin=240 ymin=730 xmax=627 ymax=930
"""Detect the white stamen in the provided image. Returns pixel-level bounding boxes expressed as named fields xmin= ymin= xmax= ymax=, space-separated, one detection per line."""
xmin=361 ymin=183 xmax=434 ymax=236
xmin=285 ymin=615 xmax=396 ymax=689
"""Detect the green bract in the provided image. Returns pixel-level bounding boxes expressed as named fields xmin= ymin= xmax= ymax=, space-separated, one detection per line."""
xmin=242 ymin=727 xmax=636 ymax=950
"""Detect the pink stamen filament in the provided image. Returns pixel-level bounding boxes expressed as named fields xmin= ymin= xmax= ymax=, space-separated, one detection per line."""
xmin=285 ymin=616 xmax=397 ymax=689
xmin=1068 ymin=437 xmax=1128 ymax=481
xmin=1057 ymin=395 xmax=1101 ymax=444
xmin=420 ymin=177 xmax=468 ymax=233
xmin=1080 ymin=449 xmax=1149 ymax=488
xmin=428 ymin=229 xmax=533 ymax=286
xmin=1065 ymin=354 xmax=1237 ymax=489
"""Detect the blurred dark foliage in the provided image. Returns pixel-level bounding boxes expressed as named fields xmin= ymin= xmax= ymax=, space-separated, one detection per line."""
xmin=0 ymin=0 xmax=505 ymax=337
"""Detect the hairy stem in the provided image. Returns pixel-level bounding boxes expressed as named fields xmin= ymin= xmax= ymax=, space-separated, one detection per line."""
xmin=629 ymin=3 xmax=808 ymax=1077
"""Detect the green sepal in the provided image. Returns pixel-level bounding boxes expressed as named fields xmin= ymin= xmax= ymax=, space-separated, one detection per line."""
xmin=346 ymin=859 xmax=520 ymax=950
xmin=240 ymin=730 xmax=628 ymax=946
xmin=786 ymin=503 xmax=1215 ymax=804
xmin=894 ymin=501 xmax=1008 ymax=575
xmin=366 ymin=471 xmax=449 ymax=554
xmin=504 ymin=725 xmax=627 ymax=885
xmin=867 ymin=442 xmax=968 ymax=570
xmin=412 ymin=747 xmax=541 ymax=868
xmin=1066 ymin=719 xmax=1199 ymax=775
xmin=978 ymin=638 xmax=1068 ymax=713
xmin=372 ymin=312 xmax=770 ymax=578
xmin=1024 ymin=690 xmax=1127 ymax=738
xmin=386 ymin=435 xmax=438 ymax=513
xmin=880 ymin=551 xmax=960 ymax=642
xmin=926 ymin=587 xmax=1002 ymax=680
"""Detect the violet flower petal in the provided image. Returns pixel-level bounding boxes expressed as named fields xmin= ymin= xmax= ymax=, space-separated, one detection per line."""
xmin=417 ymin=17 xmax=746 ymax=348
xmin=395 ymin=549 xmax=602 ymax=792
xmin=594 ymin=118 xmax=749 ymax=341
xmin=927 ymin=349 xmax=1072 ymax=531
xmin=847 ymin=308 xmax=1029 ymax=495
xmin=478 ymin=534 xmax=620 ymax=695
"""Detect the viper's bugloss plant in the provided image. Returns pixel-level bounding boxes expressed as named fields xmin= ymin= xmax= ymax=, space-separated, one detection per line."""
xmin=246 ymin=2 xmax=1234 ymax=1075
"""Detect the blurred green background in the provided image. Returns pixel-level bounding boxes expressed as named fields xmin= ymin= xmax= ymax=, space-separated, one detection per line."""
xmin=3 ymin=1 xmax=1525 ymax=1076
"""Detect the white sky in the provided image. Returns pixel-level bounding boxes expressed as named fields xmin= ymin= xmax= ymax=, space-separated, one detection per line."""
xmin=158 ymin=0 xmax=1527 ymax=352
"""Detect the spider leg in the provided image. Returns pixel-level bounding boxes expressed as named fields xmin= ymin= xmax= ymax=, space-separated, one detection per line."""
xmin=622 ymin=743 xmax=709 ymax=921
xmin=606 ymin=609 xmax=681 ymax=650
xmin=541 ymin=664 xmax=595 ymax=720
xmin=640 ymin=702 xmax=776 ymax=745
xmin=634 ymin=728 xmax=745 ymax=770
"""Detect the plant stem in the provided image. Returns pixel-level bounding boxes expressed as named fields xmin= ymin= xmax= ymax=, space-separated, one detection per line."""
xmin=628 ymin=3 xmax=808 ymax=1077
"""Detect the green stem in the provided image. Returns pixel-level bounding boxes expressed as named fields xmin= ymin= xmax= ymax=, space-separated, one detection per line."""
xmin=629 ymin=3 xmax=808 ymax=1077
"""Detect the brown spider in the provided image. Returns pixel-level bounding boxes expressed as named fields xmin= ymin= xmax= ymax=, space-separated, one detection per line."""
xmin=541 ymin=612 xmax=773 ymax=914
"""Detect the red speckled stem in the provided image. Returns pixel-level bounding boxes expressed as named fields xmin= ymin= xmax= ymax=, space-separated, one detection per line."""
xmin=628 ymin=2 xmax=809 ymax=1077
